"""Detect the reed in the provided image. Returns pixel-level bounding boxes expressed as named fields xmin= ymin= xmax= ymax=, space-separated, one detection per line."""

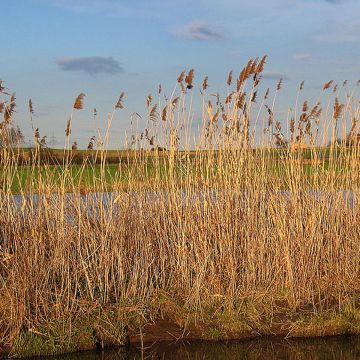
xmin=0 ymin=57 xmax=359 ymax=357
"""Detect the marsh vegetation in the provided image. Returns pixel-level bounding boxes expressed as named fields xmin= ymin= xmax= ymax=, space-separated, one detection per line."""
xmin=0 ymin=57 xmax=359 ymax=357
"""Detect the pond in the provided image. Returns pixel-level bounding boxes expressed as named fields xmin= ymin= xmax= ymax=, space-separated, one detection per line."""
xmin=27 ymin=336 xmax=360 ymax=359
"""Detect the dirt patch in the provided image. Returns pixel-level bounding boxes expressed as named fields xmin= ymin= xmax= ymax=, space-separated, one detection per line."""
xmin=128 ymin=316 xmax=198 ymax=343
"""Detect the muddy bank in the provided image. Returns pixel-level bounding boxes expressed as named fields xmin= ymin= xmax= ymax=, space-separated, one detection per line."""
xmin=2 ymin=304 xmax=360 ymax=359
xmin=20 ymin=335 xmax=360 ymax=360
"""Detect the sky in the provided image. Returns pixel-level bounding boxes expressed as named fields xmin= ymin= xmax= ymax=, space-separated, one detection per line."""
xmin=1 ymin=0 xmax=360 ymax=148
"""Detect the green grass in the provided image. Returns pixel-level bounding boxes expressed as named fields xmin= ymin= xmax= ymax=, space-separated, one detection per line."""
xmin=2 ymin=156 xmax=356 ymax=194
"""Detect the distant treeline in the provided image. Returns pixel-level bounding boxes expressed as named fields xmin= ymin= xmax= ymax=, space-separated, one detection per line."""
xmin=0 ymin=147 xmax=169 ymax=165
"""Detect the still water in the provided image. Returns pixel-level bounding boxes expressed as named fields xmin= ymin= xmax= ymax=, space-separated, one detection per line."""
xmin=28 ymin=336 xmax=360 ymax=360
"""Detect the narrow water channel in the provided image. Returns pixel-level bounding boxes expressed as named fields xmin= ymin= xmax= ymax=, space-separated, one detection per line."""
xmin=27 ymin=336 xmax=360 ymax=359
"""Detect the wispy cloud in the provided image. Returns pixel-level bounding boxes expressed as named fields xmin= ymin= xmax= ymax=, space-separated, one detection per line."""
xmin=56 ymin=56 xmax=124 ymax=75
xmin=53 ymin=0 xmax=137 ymax=16
xmin=174 ymin=21 xmax=223 ymax=41
xmin=52 ymin=0 xmax=178 ymax=18
xmin=324 ymin=0 xmax=344 ymax=3
xmin=262 ymin=71 xmax=289 ymax=80
xmin=313 ymin=22 xmax=360 ymax=43
xmin=293 ymin=53 xmax=312 ymax=61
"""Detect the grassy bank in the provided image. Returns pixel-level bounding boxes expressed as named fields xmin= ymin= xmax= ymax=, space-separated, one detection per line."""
xmin=0 ymin=57 xmax=360 ymax=358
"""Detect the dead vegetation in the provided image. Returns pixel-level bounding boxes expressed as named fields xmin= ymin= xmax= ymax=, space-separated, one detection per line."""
xmin=0 ymin=57 xmax=360 ymax=357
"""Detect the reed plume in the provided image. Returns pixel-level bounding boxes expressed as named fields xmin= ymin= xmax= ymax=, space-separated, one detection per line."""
xmin=73 ymin=93 xmax=86 ymax=110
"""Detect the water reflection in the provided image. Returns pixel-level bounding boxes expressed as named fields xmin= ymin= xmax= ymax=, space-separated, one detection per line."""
xmin=30 ymin=336 xmax=360 ymax=360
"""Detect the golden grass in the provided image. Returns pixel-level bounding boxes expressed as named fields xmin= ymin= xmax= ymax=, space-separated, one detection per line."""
xmin=0 ymin=56 xmax=359 ymax=357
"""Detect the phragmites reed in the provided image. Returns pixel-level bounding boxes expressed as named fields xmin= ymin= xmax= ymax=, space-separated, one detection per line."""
xmin=237 ymin=92 xmax=246 ymax=110
xmin=323 ymin=80 xmax=334 ymax=90
xmin=207 ymin=101 xmax=213 ymax=119
xmin=300 ymin=80 xmax=305 ymax=91
xmin=28 ymin=99 xmax=34 ymax=115
xmin=225 ymin=93 xmax=233 ymax=104
xmin=255 ymin=55 xmax=267 ymax=74
xmin=40 ymin=136 xmax=47 ymax=147
xmin=253 ymin=73 xmax=261 ymax=87
xmin=238 ymin=59 xmax=253 ymax=88
xmin=161 ymin=105 xmax=167 ymax=121
xmin=347 ymin=118 xmax=358 ymax=143
xmin=202 ymin=76 xmax=209 ymax=91
xmin=309 ymin=103 xmax=322 ymax=120
xmin=207 ymin=101 xmax=220 ymax=123
xmin=290 ymin=118 xmax=295 ymax=134
xmin=333 ymin=97 xmax=344 ymax=120
xmin=65 ymin=118 xmax=71 ymax=136
xmin=87 ymin=136 xmax=95 ymax=150
xmin=177 ymin=70 xmax=185 ymax=83
xmin=115 ymin=92 xmax=125 ymax=109
xmin=73 ymin=93 xmax=86 ymax=110
xmin=171 ymin=96 xmax=180 ymax=109
xmin=149 ymin=104 xmax=158 ymax=122
xmin=3 ymin=93 xmax=16 ymax=123
xmin=34 ymin=127 xmax=40 ymax=142
xmin=302 ymin=101 xmax=308 ymax=113
xmin=185 ymin=69 xmax=195 ymax=89
xmin=276 ymin=78 xmax=282 ymax=91
xmin=264 ymin=88 xmax=270 ymax=99
xmin=251 ymin=90 xmax=258 ymax=103
xmin=265 ymin=104 xmax=273 ymax=126
xmin=227 ymin=70 xmax=233 ymax=86
xmin=146 ymin=94 xmax=152 ymax=108
xmin=251 ymin=57 xmax=259 ymax=74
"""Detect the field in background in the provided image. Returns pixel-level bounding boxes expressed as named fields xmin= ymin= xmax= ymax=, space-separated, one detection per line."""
xmin=0 ymin=57 xmax=360 ymax=357
xmin=2 ymin=147 xmax=359 ymax=193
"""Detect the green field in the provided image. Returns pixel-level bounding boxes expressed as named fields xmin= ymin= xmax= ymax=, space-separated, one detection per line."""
xmin=1 ymin=146 xmax=358 ymax=194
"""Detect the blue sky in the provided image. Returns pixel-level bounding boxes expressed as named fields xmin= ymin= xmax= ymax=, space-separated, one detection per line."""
xmin=1 ymin=0 xmax=360 ymax=147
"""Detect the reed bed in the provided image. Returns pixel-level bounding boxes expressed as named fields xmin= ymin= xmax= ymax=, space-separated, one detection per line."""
xmin=0 ymin=57 xmax=359 ymax=357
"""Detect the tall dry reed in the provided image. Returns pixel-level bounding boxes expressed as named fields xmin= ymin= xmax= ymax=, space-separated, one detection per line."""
xmin=0 ymin=57 xmax=359 ymax=356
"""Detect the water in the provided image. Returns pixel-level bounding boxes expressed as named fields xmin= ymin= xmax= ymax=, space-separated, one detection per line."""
xmin=8 ymin=189 xmax=358 ymax=212
xmin=27 ymin=336 xmax=360 ymax=359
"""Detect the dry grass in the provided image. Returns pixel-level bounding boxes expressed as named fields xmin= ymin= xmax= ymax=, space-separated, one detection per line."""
xmin=0 ymin=57 xmax=359 ymax=357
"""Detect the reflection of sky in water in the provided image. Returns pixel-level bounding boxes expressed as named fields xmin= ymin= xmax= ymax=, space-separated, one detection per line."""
xmin=10 ymin=189 xmax=357 ymax=214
